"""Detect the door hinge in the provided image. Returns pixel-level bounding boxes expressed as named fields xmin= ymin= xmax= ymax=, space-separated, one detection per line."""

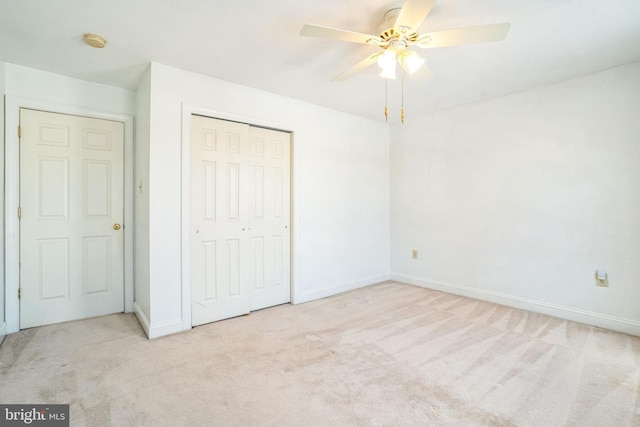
xmin=18 ymin=288 xmax=21 ymax=300
xmin=18 ymin=125 xmax=21 ymax=138
xmin=18 ymin=207 xmax=21 ymax=220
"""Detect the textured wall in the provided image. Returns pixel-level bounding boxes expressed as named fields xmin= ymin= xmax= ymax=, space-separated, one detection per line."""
xmin=145 ymin=63 xmax=390 ymax=337
xmin=390 ymin=62 xmax=640 ymax=333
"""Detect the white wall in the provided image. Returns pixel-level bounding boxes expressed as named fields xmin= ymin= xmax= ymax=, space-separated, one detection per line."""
xmin=390 ymin=62 xmax=640 ymax=335
xmin=143 ymin=62 xmax=390 ymax=338
xmin=0 ymin=61 xmax=5 ymax=344
xmin=134 ymin=68 xmax=151 ymax=333
xmin=2 ymin=63 xmax=136 ymax=334
xmin=4 ymin=64 xmax=135 ymax=115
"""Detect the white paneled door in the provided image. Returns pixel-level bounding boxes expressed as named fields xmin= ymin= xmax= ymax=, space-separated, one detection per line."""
xmin=19 ymin=109 xmax=125 ymax=329
xmin=190 ymin=115 xmax=290 ymax=326
xmin=190 ymin=116 xmax=251 ymax=325
xmin=247 ymin=126 xmax=291 ymax=311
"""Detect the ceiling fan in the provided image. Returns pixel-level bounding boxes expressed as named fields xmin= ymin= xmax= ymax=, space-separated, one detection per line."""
xmin=300 ymin=0 xmax=510 ymax=82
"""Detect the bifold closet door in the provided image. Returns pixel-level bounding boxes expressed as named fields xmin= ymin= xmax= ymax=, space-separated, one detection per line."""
xmin=190 ymin=115 xmax=291 ymax=326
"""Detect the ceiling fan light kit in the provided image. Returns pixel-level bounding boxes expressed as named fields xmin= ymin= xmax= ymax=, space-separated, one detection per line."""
xmin=377 ymin=50 xmax=397 ymax=79
xmin=399 ymin=50 xmax=425 ymax=74
xmin=300 ymin=0 xmax=510 ymax=123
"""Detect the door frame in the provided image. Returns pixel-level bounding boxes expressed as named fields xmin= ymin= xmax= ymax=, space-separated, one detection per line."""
xmin=180 ymin=104 xmax=299 ymax=331
xmin=4 ymin=96 xmax=134 ymax=333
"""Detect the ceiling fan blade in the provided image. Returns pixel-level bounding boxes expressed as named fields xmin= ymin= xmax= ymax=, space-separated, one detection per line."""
xmin=416 ymin=23 xmax=511 ymax=48
xmin=300 ymin=24 xmax=380 ymax=45
xmin=394 ymin=0 xmax=437 ymax=33
xmin=331 ymin=53 xmax=382 ymax=82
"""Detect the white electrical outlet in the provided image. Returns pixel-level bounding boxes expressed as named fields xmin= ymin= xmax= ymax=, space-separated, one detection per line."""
xmin=412 ymin=249 xmax=418 ymax=259
xmin=595 ymin=269 xmax=609 ymax=287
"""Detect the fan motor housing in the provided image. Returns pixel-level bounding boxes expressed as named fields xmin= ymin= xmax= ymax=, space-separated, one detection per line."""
xmin=378 ymin=8 xmax=418 ymax=44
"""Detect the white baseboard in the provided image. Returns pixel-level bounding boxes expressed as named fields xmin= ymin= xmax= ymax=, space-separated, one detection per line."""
xmin=134 ymin=302 xmax=184 ymax=339
xmin=0 ymin=322 xmax=6 ymax=347
xmin=295 ymin=273 xmax=390 ymax=304
xmin=391 ymin=273 xmax=640 ymax=337
xmin=148 ymin=320 xmax=184 ymax=339
xmin=134 ymin=302 xmax=150 ymax=338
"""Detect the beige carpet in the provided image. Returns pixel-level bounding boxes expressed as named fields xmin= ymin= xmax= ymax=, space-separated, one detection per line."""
xmin=1 ymin=281 xmax=639 ymax=426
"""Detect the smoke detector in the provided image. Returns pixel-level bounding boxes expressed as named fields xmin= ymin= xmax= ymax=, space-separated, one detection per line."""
xmin=83 ymin=33 xmax=107 ymax=48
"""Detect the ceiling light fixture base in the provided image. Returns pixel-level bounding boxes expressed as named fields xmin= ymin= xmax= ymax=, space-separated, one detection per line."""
xmin=83 ymin=33 xmax=107 ymax=48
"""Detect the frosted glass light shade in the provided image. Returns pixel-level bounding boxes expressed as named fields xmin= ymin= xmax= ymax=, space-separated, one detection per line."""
xmin=401 ymin=50 xmax=425 ymax=74
xmin=377 ymin=50 xmax=397 ymax=79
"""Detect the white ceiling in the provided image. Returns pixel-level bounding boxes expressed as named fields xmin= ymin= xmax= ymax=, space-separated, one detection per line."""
xmin=1 ymin=0 xmax=639 ymax=122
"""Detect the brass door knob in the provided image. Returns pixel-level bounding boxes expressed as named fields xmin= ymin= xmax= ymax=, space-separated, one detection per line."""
xmin=113 ymin=223 xmax=121 ymax=230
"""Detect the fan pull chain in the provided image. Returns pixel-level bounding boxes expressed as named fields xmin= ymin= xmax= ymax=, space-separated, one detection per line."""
xmin=400 ymin=72 xmax=405 ymax=124
xmin=384 ymin=78 xmax=388 ymax=122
